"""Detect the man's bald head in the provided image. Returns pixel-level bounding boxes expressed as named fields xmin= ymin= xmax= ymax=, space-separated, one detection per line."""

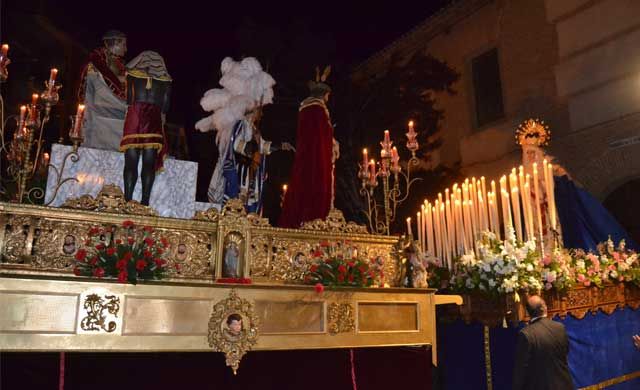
xmin=526 ymin=295 xmax=547 ymax=318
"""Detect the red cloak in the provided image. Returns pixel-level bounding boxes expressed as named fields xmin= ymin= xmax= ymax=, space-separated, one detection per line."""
xmin=279 ymin=98 xmax=334 ymax=228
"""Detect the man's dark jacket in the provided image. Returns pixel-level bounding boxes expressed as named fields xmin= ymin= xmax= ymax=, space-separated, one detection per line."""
xmin=512 ymin=317 xmax=574 ymax=390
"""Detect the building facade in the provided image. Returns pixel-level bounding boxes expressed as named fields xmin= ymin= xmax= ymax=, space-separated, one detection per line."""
xmin=353 ymin=0 xmax=640 ymax=241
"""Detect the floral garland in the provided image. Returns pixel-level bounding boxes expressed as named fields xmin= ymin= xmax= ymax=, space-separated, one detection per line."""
xmin=73 ymin=220 xmax=170 ymax=284
xmin=303 ymin=240 xmax=383 ymax=288
xmin=433 ymin=227 xmax=638 ymax=295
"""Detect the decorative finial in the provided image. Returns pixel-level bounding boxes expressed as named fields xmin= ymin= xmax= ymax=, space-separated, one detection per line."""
xmin=515 ymin=118 xmax=550 ymax=146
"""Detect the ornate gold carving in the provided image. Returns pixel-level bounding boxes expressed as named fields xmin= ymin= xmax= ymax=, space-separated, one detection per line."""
xmin=328 ymin=302 xmax=355 ymax=334
xmin=32 ymin=219 xmax=93 ymax=270
xmin=80 ymin=293 xmax=121 ymax=332
xmin=2 ymin=215 xmax=31 ymax=263
xmin=301 ymin=209 xmax=368 ymax=234
xmin=207 ymin=289 xmax=259 ymax=374
xmin=61 ymin=184 xmax=157 ymax=216
xmin=162 ymin=229 xmax=213 ymax=279
xmin=193 ymin=207 xmax=219 ymax=222
xmin=246 ymin=213 xmax=270 ymax=227
xmin=248 ymin=234 xmax=271 ymax=278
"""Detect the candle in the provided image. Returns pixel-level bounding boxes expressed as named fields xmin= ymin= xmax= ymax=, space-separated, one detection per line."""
xmin=406 ymin=217 xmax=412 ymax=238
xmin=282 ymin=184 xmax=288 ymax=193
xmin=362 ymin=148 xmax=368 ymax=167
xmin=547 ymin=162 xmax=557 ymax=231
xmin=454 ymin=200 xmax=464 ymax=252
xmin=420 ymin=204 xmax=426 ymax=251
xmin=408 ymin=120 xmax=415 ymax=133
xmin=417 ymin=212 xmax=423 ymax=250
xmin=426 ymin=203 xmax=434 ymax=256
xmin=440 ymin=204 xmax=449 ymax=268
xmin=31 ymin=94 xmax=39 ymax=106
xmin=524 ymin=181 xmax=534 ymax=242
xmin=71 ymin=104 xmax=85 ymax=139
xmin=48 ymin=68 xmax=58 ymax=93
xmin=368 ymin=159 xmax=376 ymax=185
xmin=445 ymin=199 xmax=454 ymax=257
xmin=518 ymin=167 xmax=529 ymax=240
xmin=434 ymin=203 xmax=441 ymax=259
xmin=381 ymin=130 xmax=392 ymax=158
xmin=532 ymin=163 xmax=544 ymax=250
xmin=18 ymin=105 xmax=26 ymax=130
xmin=391 ymin=146 xmax=400 ymax=172
xmin=462 ymin=200 xmax=472 ymax=249
xmin=501 ymin=187 xmax=512 ymax=236
xmin=511 ymin=187 xmax=523 ymax=242
xmin=43 ymin=152 xmax=50 ymax=165
xmin=487 ymin=193 xmax=495 ymax=234
xmin=1 ymin=44 xmax=8 ymax=57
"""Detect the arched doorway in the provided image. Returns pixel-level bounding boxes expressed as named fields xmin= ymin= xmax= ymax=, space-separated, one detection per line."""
xmin=603 ymin=179 xmax=640 ymax=246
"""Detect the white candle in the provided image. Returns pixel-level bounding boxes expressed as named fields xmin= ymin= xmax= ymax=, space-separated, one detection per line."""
xmin=547 ymin=162 xmax=557 ymax=231
xmin=532 ymin=163 xmax=544 ymax=250
xmin=511 ymin=187 xmax=523 ymax=242
xmin=406 ymin=217 xmax=412 ymax=238
xmin=417 ymin=211 xmax=422 ymax=251
xmin=445 ymin=199 xmax=454 ymax=257
xmin=426 ymin=202 xmax=434 ymax=256
xmin=433 ymin=204 xmax=441 ymax=260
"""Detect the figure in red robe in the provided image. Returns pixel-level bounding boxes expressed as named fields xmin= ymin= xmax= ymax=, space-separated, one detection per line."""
xmin=279 ymin=66 xmax=339 ymax=228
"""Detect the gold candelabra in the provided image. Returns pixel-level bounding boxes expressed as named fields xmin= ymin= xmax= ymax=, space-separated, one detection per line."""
xmin=358 ymin=121 xmax=421 ymax=235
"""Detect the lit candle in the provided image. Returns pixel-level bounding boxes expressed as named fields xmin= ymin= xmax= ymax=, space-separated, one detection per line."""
xmin=381 ymin=130 xmax=392 ymax=158
xmin=1 ymin=44 xmax=8 ymax=57
xmin=391 ymin=146 xmax=400 ymax=172
xmin=426 ymin=202 xmax=434 ymax=256
xmin=462 ymin=200 xmax=472 ymax=249
xmin=445 ymin=199 xmax=454 ymax=256
xmin=420 ymin=204 xmax=426 ymax=251
xmin=48 ymin=68 xmax=58 ymax=93
xmin=71 ymin=104 xmax=85 ymax=139
xmin=524 ymin=181 xmax=534 ymax=242
xmin=31 ymin=94 xmax=39 ymax=106
xmin=440 ymin=204 xmax=449 ymax=268
xmin=511 ymin=186 xmax=522 ymax=242
xmin=532 ymin=163 xmax=544 ymax=249
xmin=487 ymin=193 xmax=495 ymax=234
xmin=501 ymin=187 xmax=512 ymax=235
xmin=434 ymin=202 xmax=441 ymax=259
xmin=547 ymin=162 xmax=557 ymax=231
xmin=406 ymin=217 xmax=412 ymax=238
xmin=369 ymin=159 xmax=376 ymax=185
xmin=454 ymin=200 xmax=464 ymax=252
xmin=282 ymin=184 xmax=288 ymax=193
xmin=18 ymin=105 xmax=26 ymax=129
xmin=362 ymin=148 xmax=368 ymax=168
xmin=43 ymin=152 xmax=50 ymax=166
xmin=417 ymin=211 xmax=423 ymax=251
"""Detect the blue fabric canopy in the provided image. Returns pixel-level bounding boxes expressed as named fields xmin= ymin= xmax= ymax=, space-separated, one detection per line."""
xmin=554 ymin=175 xmax=638 ymax=252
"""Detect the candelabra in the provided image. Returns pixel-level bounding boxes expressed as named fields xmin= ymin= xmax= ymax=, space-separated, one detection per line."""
xmin=358 ymin=121 xmax=421 ymax=235
xmin=0 ymin=49 xmax=74 ymax=204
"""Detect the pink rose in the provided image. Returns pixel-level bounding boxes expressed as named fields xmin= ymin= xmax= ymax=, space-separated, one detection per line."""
xmin=583 ymin=280 xmax=591 ymax=287
xmin=542 ymin=256 xmax=552 ymax=266
xmin=577 ymin=274 xmax=586 ymax=282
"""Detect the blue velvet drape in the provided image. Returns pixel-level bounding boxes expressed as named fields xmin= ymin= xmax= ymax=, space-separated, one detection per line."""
xmin=554 ymin=175 xmax=638 ymax=252
xmin=437 ymin=307 xmax=640 ymax=389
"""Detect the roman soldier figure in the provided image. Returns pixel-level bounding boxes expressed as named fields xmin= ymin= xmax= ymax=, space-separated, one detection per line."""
xmin=279 ymin=66 xmax=340 ymax=228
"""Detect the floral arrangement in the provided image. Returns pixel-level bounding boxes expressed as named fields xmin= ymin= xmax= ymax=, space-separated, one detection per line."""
xmin=449 ymin=227 xmax=542 ymax=296
xmin=304 ymin=240 xmax=382 ymax=288
xmin=430 ymin=227 xmax=639 ymax=295
xmin=570 ymin=239 xmax=639 ymax=288
xmin=73 ymin=220 xmax=170 ymax=284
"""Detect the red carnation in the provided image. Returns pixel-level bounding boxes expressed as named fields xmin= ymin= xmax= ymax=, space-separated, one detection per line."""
xmin=153 ymin=258 xmax=166 ymax=267
xmin=117 ymin=271 xmax=128 ymax=283
xmin=115 ymin=239 xmax=122 ymax=245
xmin=348 ymin=274 xmax=355 ymax=283
xmin=75 ymin=249 xmax=87 ymax=261
xmin=116 ymin=259 xmax=128 ymax=270
xmin=95 ymin=243 xmax=105 ymax=251
xmin=122 ymin=252 xmax=133 ymax=261
xmin=143 ymin=250 xmax=152 ymax=258
xmin=157 ymin=248 xmax=164 ymax=255
xmin=347 ymin=261 xmax=355 ymax=268
xmin=144 ymin=237 xmax=154 ymax=246
xmin=106 ymin=247 xmax=116 ymax=256
xmin=88 ymin=227 xmax=100 ymax=236
xmin=313 ymin=250 xmax=323 ymax=258
xmin=127 ymin=237 xmax=135 ymax=245
xmin=337 ymin=274 xmax=345 ymax=283
xmin=136 ymin=260 xmax=147 ymax=271
xmin=160 ymin=237 xmax=169 ymax=247
xmin=93 ymin=267 xmax=105 ymax=278
xmin=89 ymin=257 xmax=99 ymax=266
xmin=314 ymin=283 xmax=324 ymax=293
xmin=73 ymin=267 xmax=81 ymax=276
xmin=338 ymin=265 xmax=347 ymax=274
xmin=310 ymin=264 xmax=319 ymax=273
xmin=122 ymin=220 xmax=134 ymax=228
xmin=358 ymin=265 xmax=367 ymax=273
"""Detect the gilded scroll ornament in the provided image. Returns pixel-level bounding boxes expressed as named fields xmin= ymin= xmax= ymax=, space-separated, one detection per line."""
xmin=301 ymin=208 xmax=368 ymax=234
xmin=327 ymin=302 xmax=355 ymax=334
xmin=207 ymin=289 xmax=259 ymax=374
xmin=61 ymin=184 xmax=157 ymax=216
xmin=193 ymin=207 xmax=219 ymax=222
xmin=79 ymin=293 xmax=121 ymax=333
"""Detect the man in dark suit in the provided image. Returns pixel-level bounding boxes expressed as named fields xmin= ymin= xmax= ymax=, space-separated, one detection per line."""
xmin=512 ymin=295 xmax=574 ymax=390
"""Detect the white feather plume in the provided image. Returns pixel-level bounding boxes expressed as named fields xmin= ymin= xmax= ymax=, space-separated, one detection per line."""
xmin=200 ymin=88 xmax=231 ymax=112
